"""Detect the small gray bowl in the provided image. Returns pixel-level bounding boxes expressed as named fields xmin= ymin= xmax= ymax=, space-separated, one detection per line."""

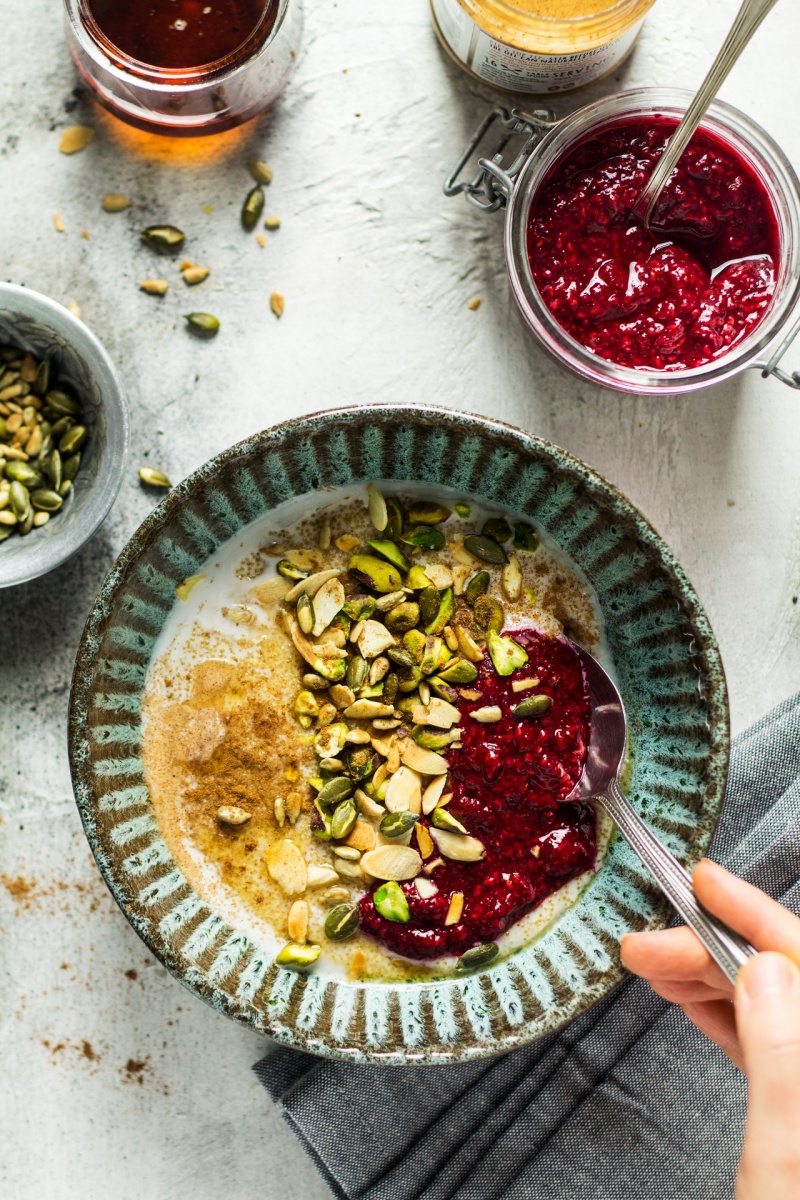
xmin=0 ymin=283 xmax=129 ymax=588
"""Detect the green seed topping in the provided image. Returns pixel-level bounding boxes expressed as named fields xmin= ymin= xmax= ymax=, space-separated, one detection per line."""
xmin=513 ymin=522 xmax=540 ymax=552
xmin=324 ymin=903 xmax=360 ymax=941
xmin=141 ymin=224 xmax=186 ymax=250
xmin=242 ymin=185 xmax=266 ymax=230
xmin=296 ymin=590 xmax=315 ymax=634
xmin=367 ymin=538 xmax=409 ymax=572
xmin=373 ymin=880 xmax=410 ymax=923
xmin=316 ymin=776 xmax=355 ymax=809
xmin=348 ymin=553 xmax=403 ymax=594
xmin=463 ymin=534 xmax=508 ymax=565
xmin=487 ymin=630 xmax=529 ymax=677
xmin=481 ymin=516 xmax=513 ymax=543
xmin=455 ymin=943 xmax=499 ymax=974
xmin=513 ymin=694 xmax=553 ymax=718
xmin=379 ymin=811 xmax=419 ymax=838
xmin=401 ymin=526 xmax=445 ymax=550
xmin=408 ymin=501 xmax=451 ymax=525
xmin=330 ymin=799 xmax=358 ymax=840
xmin=424 ymin=586 xmax=455 ymax=636
xmin=185 ymin=312 xmax=220 ymax=336
xmin=465 ymin=570 xmax=490 ymax=605
xmin=454 ymin=502 xmax=471 ymax=518
xmin=474 ymin=594 xmax=504 ymax=633
xmin=431 ymin=807 xmax=467 ymax=834
xmin=385 ymin=601 xmax=420 ymax=633
xmin=138 ymin=467 xmax=172 ymax=489
xmin=275 ymin=943 xmax=321 ymax=970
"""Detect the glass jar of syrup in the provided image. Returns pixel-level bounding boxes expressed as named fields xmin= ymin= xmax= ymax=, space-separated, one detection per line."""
xmin=64 ymin=0 xmax=303 ymax=136
xmin=432 ymin=0 xmax=655 ymax=95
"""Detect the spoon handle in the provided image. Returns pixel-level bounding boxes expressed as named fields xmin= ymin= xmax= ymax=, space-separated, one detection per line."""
xmin=597 ymin=779 xmax=757 ymax=986
xmin=633 ymin=0 xmax=780 ymax=226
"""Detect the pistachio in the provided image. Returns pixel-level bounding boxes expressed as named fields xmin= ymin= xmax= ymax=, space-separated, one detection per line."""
xmin=513 ymin=694 xmax=553 ymax=717
xmin=405 ymin=565 xmax=432 ymax=590
xmin=141 ymin=225 xmax=185 ymax=250
xmin=366 ymin=538 xmax=408 ymax=573
xmin=185 ymin=312 xmax=220 ymax=336
xmin=385 ymin=601 xmax=420 ymax=633
xmin=421 ymin=774 xmax=448 ymax=815
xmin=6 ymin=462 xmax=42 ymax=488
xmin=275 ymin=942 xmax=321 ymax=970
xmin=33 ymin=359 xmax=51 ymax=396
xmin=502 ymin=553 xmax=523 ymax=601
xmin=380 ymin=811 xmax=419 ymax=838
xmin=242 ymin=185 xmax=265 ymax=230
xmin=513 ymin=522 xmax=540 ymax=552
xmin=454 ymin=625 xmax=484 ymax=663
xmin=437 ymin=658 xmax=478 ymax=685
xmin=217 ymin=805 xmax=252 ymax=826
xmin=411 ymin=725 xmax=456 ymax=751
xmin=287 ymin=899 xmax=309 ymax=944
xmin=482 ymin=516 xmax=513 ymax=543
xmin=367 ymin=482 xmax=388 ymax=532
xmin=330 ymin=799 xmax=358 ymax=840
xmin=102 ymin=193 xmax=132 ymax=212
xmin=325 ymin=903 xmax=360 ymax=941
xmin=487 ymin=630 xmax=529 ymax=676
xmin=432 ymin=807 xmax=468 ymax=834
xmin=408 ymin=501 xmax=451 ymax=525
xmin=349 ymin=553 xmax=403 ymax=594
xmin=293 ymin=689 xmax=320 ymax=728
xmin=266 ymin=840 xmax=308 ymax=895
xmin=428 ymin=677 xmax=459 ymax=703
xmin=402 ymin=526 xmax=445 ymax=550
xmin=454 ymin=502 xmax=471 ymax=518
xmin=429 ymin=826 xmax=486 ymax=862
xmin=403 ymin=628 xmax=426 ymax=662
xmin=455 ymin=943 xmax=499 ymax=973
xmin=415 ymin=875 xmax=438 ymax=898
xmin=387 ymin=646 xmax=415 ymax=668
xmin=296 ymin=590 xmax=315 ymax=634
xmin=474 ymin=594 xmax=504 ymax=633
xmin=463 ymin=534 xmax=508 ymax=565
xmin=425 ymin=587 xmax=455 ymax=635
xmin=469 ymin=705 xmax=502 ymax=723
xmin=314 ymin=722 xmax=349 ymax=760
xmin=373 ymin=880 xmax=410 ymax=922
xmin=384 ymin=765 xmax=422 ymax=814
xmin=444 ymin=891 xmax=464 ymax=926
xmin=399 ymin=741 xmax=448 ymax=775
xmin=342 ymin=593 xmax=376 ymax=621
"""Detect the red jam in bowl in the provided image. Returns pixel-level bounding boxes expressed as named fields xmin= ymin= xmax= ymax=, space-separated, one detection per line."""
xmin=359 ymin=629 xmax=596 ymax=960
xmin=527 ymin=117 xmax=780 ymax=372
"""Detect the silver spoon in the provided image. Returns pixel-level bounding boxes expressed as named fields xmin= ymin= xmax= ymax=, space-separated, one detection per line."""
xmin=570 ymin=645 xmax=756 ymax=985
xmin=632 ymin=0 xmax=780 ymax=228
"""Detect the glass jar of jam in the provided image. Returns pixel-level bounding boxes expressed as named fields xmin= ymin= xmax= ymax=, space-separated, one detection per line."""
xmin=63 ymin=0 xmax=303 ymax=136
xmin=445 ymin=88 xmax=800 ymax=394
xmin=432 ymin=0 xmax=656 ymax=95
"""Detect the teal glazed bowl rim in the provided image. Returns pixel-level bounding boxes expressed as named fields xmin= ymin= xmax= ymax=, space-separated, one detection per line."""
xmin=68 ymin=405 xmax=730 ymax=1064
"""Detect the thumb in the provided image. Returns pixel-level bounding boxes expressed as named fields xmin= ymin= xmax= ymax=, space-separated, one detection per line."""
xmin=735 ymin=952 xmax=800 ymax=1193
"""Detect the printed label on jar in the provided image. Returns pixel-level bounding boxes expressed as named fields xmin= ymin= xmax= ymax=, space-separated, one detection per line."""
xmin=432 ymin=0 xmax=643 ymax=93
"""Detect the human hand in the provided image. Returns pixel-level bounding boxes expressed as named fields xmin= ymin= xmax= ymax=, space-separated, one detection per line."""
xmin=621 ymin=859 xmax=800 ymax=1200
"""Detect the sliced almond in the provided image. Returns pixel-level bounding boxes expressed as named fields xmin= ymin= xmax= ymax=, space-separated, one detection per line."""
xmin=416 ymin=823 xmax=434 ymax=859
xmin=450 ymin=540 xmax=481 ymax=567
xmin=373 ymin=762 xmax=389 ymax=790
xmin=415 ymin=876 xmax=438 ymax=899
xmin=400 ymin=741 xmax=448 ymax=775
xmin=444 ymin=892 xmax=464 ymax=925
xmin=345 ymin=820 xmax=377 ymax=852
xmin=355 ymin=788 xmax=384 ymax=820
xmin=335 ymin=858 xmax=365 ymax=881
xmin=502 ymin=553 xmax=523 ymax=601
xmin=429 ymin=827 xmax=486 ymax=862
xmin=250 ymin=576 xmax=292 ymax=605
xmin=386 ymin=742 xmax=401 ymax=774
xmin=357 ymin=619 xmax=397 ymax=659
xmin=470 ymin=705 xmax=502 ymax=723
xmin=425 ymin=698 xmax=460 ymax=729
xmin=425 ymin=562 xmax=453 ymax=589
xmin=455 ymin=625 xmax=484 ymax=663
xmin=361 ymin=844 xmax=422 ymax=881
xmin=367 ymin=482 xmax=388 ymax=532
xmin=216 ymin=805 xmax=251 ymax=826
xmin=452 ymin=564 xmax=471 ymax=595
xmin=287 ymin=899 xmax=309 ymax=943
xmin=345 ymin=728 xmax=372 ymax=745
xmin=310 ymin=577 xmax=345 ymax=637
xmin=306 ymin=863 xmax=340 ymax=889
xmin=266 ymin=840 xmax=308 ymax=895
xmin=384 ymin=765 xmax=423 ymax=814
xmin=284 ymin=568 xmax=343 ymax=603
xmin=422 ymin=775 xmax=447 ymax=815
xmin=344 ymin=699 xmax=395 ymax=720
xmin=512 ymin=676 xmax=541 ymax=693
xmin=285 ymin=549 xmax=323 ymax=571
xmin=370 ymin=733 xmax=396 ymax=758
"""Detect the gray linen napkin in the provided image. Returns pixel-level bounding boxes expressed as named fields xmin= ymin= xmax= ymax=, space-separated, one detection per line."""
xmin=254 ymin=693 xmax=800 ymax=1200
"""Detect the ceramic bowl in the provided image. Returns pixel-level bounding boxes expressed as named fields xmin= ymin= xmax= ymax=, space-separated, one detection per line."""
xmin=68 ymin=406 xmax=729 ymax=1064
xmin=0 ymin=284 xmax=129 ymax=588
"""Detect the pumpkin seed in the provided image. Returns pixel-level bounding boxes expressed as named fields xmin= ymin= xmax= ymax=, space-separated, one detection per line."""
xmin=44 ymin=388 xmax=80 ymax=416
xmin=465 ymin=570 xmax=490 ymax=604
xmin=9 ymin=481 xmax=30 ymax=520
xmin=29 ymin=489 xmax=63 ymax=512
xmin=373 ymin=880 xmax=410 ymax=922
xmin=482 ymin=516 xmax=513 ymax=543
xmin=141 ymin=224 xmax=185 ymax=250
xmin=330 ymin=799 xmax=358 ymax=840
xmin=463 ymin=534 xmax=508 ymax=565
xmin=474 ymin=594 xmax=504 ymax=633
xmin=402 ymin=526 xmax=445 ymax=550
xmin=513 ymin=522 xmax=540 ymax=552
xmin=408 ymin=501 xmax=451 ymax=525
xmin=385 ymin=601 xmax=420 ymax=633
xmin=59 ymin=424 xmax=87 ymax=454
xmin=419 ymin=586 xmax=439 ymax=628
xmin=367 ymin=538 xmax=408 ymax=572
xmin=487 ymin=630 xmax=529 ymax=676
xmin=317 ymin=776 xmax=354 ymax=809
xmin=18 ymin=508 xmax=34 ymax=534
xmin=349 ymin=554 xmax=403 ymax=594
xmin=385 ymin=496 xmax=404 ymax=540
xmin=242 ymin=185 xmax=265 ymax=229
xmin=367 ymin=482 xmax=388 ymax=532
xmin=425 ymin=587 xmax=455 ymax=635
xmin=380 ymin=811 xmax=419 ymax=838
xmin=345 ymin=745 xmax=375 ymax=781
xmin=432 ymin=807 xmax=467 ymax=834
xmin=185 ymin=312 xmax=220 ymax=336
xmin=138 ymin=466 xmax=172 ymax=488
xmin=455 ymin=943 xmax=499 ymax=973
xmin=296 ymin=590 xmax=315 ymax=634
xmin=275 ymin=943 xmax=321 ymax=970
xmin=325 ymin=903 xmax=360 ymax=941
xmin=513 ymin=694 xmax=553 ymax=717
xmin=346 ymin=655 xmax=369 ymax=690
xmin=383 ymin=672 xmax=399 ymax=705
xmin=455 ymin=502 xmax=471 ymax=518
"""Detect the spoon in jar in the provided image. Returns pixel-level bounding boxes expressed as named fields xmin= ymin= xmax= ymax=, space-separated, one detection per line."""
xmin=632 ymin=0 xmax=780 ymax=229
xmin=569 ymin=644 xmax=756 ymax=986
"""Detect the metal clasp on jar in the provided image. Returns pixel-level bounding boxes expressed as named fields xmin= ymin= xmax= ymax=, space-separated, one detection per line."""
xmin=444 ymin=106 xmax=557 ymax=213
xmin=753 ymin=308 xmax=800 ymax=389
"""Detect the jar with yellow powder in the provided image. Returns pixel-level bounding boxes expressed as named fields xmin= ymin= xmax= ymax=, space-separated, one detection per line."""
xmin=432 ymin=0 xmax=656 ymax=94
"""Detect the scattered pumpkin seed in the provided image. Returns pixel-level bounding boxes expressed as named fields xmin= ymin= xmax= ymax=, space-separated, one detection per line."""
xmin=102 ymin=193 xmax=132 ymax=212
xmin=330 ymin=799 xmax=358 ymax=840
xmin=141 ymin=224 xmax=185 ymax=250
xmin=463 ymin=534 xmax=508 ymax=565
xmin=185 ymin=312 xmax=220 ymax=336
xmin=455 ymin=943 xmax=499 ymax=973
xmin=474 ymin=594 xmax=504 ymax=633
xmin=408 ymin=501 xmax=451 ymax=525
xmin=248 ymin=159 xmax=273 ymax=185
xmin=380 ymin=810 xmax=419 ymax=838
xmin=242 ymin=185 xmax=265 ymax=230
xmin=324 ymin=903 xmax=360 ymax=941
xmin=513 ymin=694 xmax=553 ymax=717
xmin=373 ymin=880 xmax=410 ymax=922
xmin=139 ymin=467 xmax=172 ymax=488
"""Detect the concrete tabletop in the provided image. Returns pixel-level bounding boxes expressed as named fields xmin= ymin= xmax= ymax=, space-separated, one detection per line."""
xmin=1 ymin=0 xmax=799 ymax=1196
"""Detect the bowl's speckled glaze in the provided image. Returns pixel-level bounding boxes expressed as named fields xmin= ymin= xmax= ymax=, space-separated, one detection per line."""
xmin=68 ymin=406 xmax=729 ymax=1064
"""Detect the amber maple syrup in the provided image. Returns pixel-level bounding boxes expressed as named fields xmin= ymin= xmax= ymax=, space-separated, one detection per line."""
xmin=86 ymin=0 xmax=278 ymax=70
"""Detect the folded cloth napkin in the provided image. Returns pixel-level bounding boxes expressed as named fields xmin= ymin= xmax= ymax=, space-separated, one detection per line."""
xmin=254 ymin=693 xmax=800 ymax=1200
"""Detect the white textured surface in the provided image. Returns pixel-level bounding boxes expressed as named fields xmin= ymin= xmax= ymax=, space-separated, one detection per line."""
xmin=1 ymin=1 xmax=799 ymax=1197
